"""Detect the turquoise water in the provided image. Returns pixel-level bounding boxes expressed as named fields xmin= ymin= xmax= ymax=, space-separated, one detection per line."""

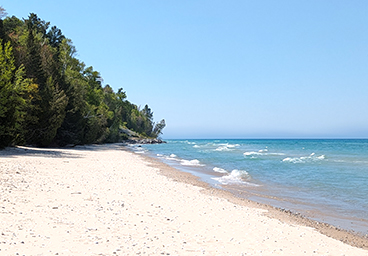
xmin=134 ymin=139 xmax=368 ymax=235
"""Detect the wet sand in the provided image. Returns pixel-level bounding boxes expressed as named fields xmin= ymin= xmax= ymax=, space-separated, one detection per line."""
xmin=0 ymin=144 xmax=367 ymax=255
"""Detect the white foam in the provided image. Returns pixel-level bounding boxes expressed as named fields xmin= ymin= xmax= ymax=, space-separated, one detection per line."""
xmin=316 ymin=155 xmax=326 ymax=160
xmin=215 ymin=145 xmax=231 ymax=151
xmin=269 ymin=153 xmax=286 ymax=156
xmin=244 ymin=150 xmax=285 ymax=157
xmin=132 ymin=146 xmax=147 ymax=154
xmin=282 ymin=153 xmax=325 ymax=163
xmin=182 ymin=141 xmax=196 ymax=145
xmin=212 ymin=169 xmax=251 ymax=185
xmin=164 ymin=154 xmax=180 ymax=161
xmin=243 ymin=151 xmax=262 ymax=156
xmin=214 ymin=143 xmax=239 ymax=152
xmin=213 ymin=167 xmax=228 ymax=174
xmin=180 ymin=159 xmax=204 ymax=167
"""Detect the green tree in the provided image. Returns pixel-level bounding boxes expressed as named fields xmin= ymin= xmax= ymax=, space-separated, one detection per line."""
xmin=23 ymin=14 xmax=68 ymax=146
xmin=153 ymin=119 xmax=166 ymax=138
xmin=0 ymin=40 xmax=37 ymax=147
xmin=0 ymin=11 xmax=166 ymax=147
xmin=3 ymin=16 xmax=26 ymax=68
xmin=47 ymin=26 xmax=65 ymax=49
xmin=0 ymin=5 xmax=7 ymax=42
xmin=3 ymin=16 xmax=22 ymax=35
xmin=141 ymin=104 xmax=154 ymax=136
xmin=55 ymin=39 xmax=87 ymax=145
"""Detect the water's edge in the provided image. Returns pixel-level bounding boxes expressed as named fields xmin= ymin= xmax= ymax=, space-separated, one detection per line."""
xmin=123 ymin=144 xmax=368 ymax=249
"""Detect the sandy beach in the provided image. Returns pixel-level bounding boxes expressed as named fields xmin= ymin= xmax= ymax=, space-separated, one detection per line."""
xmin=1 ymin=144 xmax=367 ymax=255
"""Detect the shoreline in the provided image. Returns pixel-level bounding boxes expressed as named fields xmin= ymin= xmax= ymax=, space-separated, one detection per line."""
xmin=134 ymin=148 xmax=368 ymax=250
xmin=1 ymin=144 xmax=367 ymax=255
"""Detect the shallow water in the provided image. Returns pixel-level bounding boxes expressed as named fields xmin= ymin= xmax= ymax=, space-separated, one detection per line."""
xmin=135 ymin=139 xmax=368 ymax=235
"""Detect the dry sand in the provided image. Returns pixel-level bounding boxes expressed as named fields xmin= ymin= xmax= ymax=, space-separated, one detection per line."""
xmin=0 ymin=144 xmax=367 ymax=255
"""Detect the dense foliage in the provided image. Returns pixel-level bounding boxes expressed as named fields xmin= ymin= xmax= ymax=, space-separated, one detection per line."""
xmin=0 ymin=9 xmax=165 ymax=148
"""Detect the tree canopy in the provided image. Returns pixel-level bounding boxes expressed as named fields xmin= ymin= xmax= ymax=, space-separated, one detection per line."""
xmin=0 ymin=9 xmax=165 ymax=148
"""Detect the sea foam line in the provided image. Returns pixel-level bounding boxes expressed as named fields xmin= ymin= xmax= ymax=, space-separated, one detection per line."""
xmin=212 ymin=169 xmax=257 ymax=186
xmin=282 ymin=153 xmax=325 ymax=163
xmin=243 ymin=149 xmax=285 ymax=157
xmin=213 ymin=167 xmax=228 ymax=174
xmin=158 ymin=153 xmax=205 ymax=167
xmin=180 ymin=159 xmax=204 ymax=167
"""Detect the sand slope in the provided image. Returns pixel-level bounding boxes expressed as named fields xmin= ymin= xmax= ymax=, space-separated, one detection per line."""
xmin=0 ymin=144 xmax=367 ymax=255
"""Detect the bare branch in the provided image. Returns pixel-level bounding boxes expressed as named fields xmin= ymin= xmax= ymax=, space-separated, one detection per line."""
xmin=0 ymin=6 xmax=7 ymax=19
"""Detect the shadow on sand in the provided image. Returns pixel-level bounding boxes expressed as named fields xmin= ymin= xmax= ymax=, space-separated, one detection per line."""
xmin=0 ymin=143 xmax=125 ymax=159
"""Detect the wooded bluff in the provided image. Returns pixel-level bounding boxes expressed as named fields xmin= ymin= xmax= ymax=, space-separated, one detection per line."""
xmin=0 ymin=9 xmax=165 ymax=148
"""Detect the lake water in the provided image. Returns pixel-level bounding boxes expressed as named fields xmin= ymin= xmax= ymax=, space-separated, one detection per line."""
xmin=132 ymin=139 xmax=368 ymax=235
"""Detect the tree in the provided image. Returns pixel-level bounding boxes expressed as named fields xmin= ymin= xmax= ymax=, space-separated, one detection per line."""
xmin=25 ymin=13 xmax=49 ymax=36
xmin=3 ymin=16 xmax=26 ymax=68
xmin=0 ymin=7 xmax=8 ymax=43
xmin=3 ymin=16 xmax=23 ymax=35
xmin=23 ymin=14 xmax=68 ymax=146
xmin=0 ymin=6 xmax=7 ymax=19
xmin=153 ymin=119 xmax=166 ymax=138
xmin=0 ymin=6 xmax=7 ymax=47
xmin=0 ymin=40 xmax=37 ymax=147
xmin=55 ymin=39 xmax=87 ymax=145
xmin=0 ymin=11 xmax=166 ymax=147
xmin=141 ymin=104 xmax=154 ymax=136
xmin=47 ymin=26 xmax=65 ymax=48
xmin=25 ymin=17 xmax=46 ymax=86
xmin=142 ymin=104 xmax=153 ymax=122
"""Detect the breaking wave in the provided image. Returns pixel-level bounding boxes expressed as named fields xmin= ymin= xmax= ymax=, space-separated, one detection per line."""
xmin=215 ymin=143 xmax=240 ymax=151
xmin=180 ymin=159 xmax=204 ymax=167
xmin=158 ymin=153 xmax=205 ymax=167
xmin=213 ymin=167 xmax=228 ymax=174
xmin=282 ymin=153 xmax=325 ymax=163
xmin=244 ymin=149 xmax=285 ymax=157
xmin=212 ymin=169 xmax=254 ymax=185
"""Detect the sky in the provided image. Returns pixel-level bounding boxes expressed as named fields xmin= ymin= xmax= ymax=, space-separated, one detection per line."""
xmin=2 ymin=1 xmax=368 ymax=139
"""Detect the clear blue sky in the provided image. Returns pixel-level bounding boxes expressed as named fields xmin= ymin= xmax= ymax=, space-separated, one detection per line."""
xmin=3 ymin=1 xmax=368 ymax=139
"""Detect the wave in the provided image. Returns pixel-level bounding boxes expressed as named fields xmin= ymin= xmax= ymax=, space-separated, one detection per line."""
xmin=213 ymin=167 xmax=228 ymax=174
xmin=243 ymin=151 xmax=263 ymax=156
xmin=180 ymin=140 xmax=196 ymax=145
xmin=129 ymin=145 xmax=148 ymax=154
xmin=215 ymin=145 xmax=233 ymax=151
xmin=164 ymin=153 xmax=179 ymax=161
xmin=191 ymin=143 xmax=240 ymax=151
xmin=180 ymin=159 xmax=204 ymax=167
xmin=157 ymin=153 xmax=180 ymax=162
xmin=215 ymin=143 xmax=240 ymax=151
xmin=282 ymin=153 xmax=325 ymax=163
xmin=244 ymin=149 xmax=285 ymax=157
xmin=212 ymin=169 xmax=253 ymax=185
xmin=158 ymin=153 xmax=205 ymax=167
